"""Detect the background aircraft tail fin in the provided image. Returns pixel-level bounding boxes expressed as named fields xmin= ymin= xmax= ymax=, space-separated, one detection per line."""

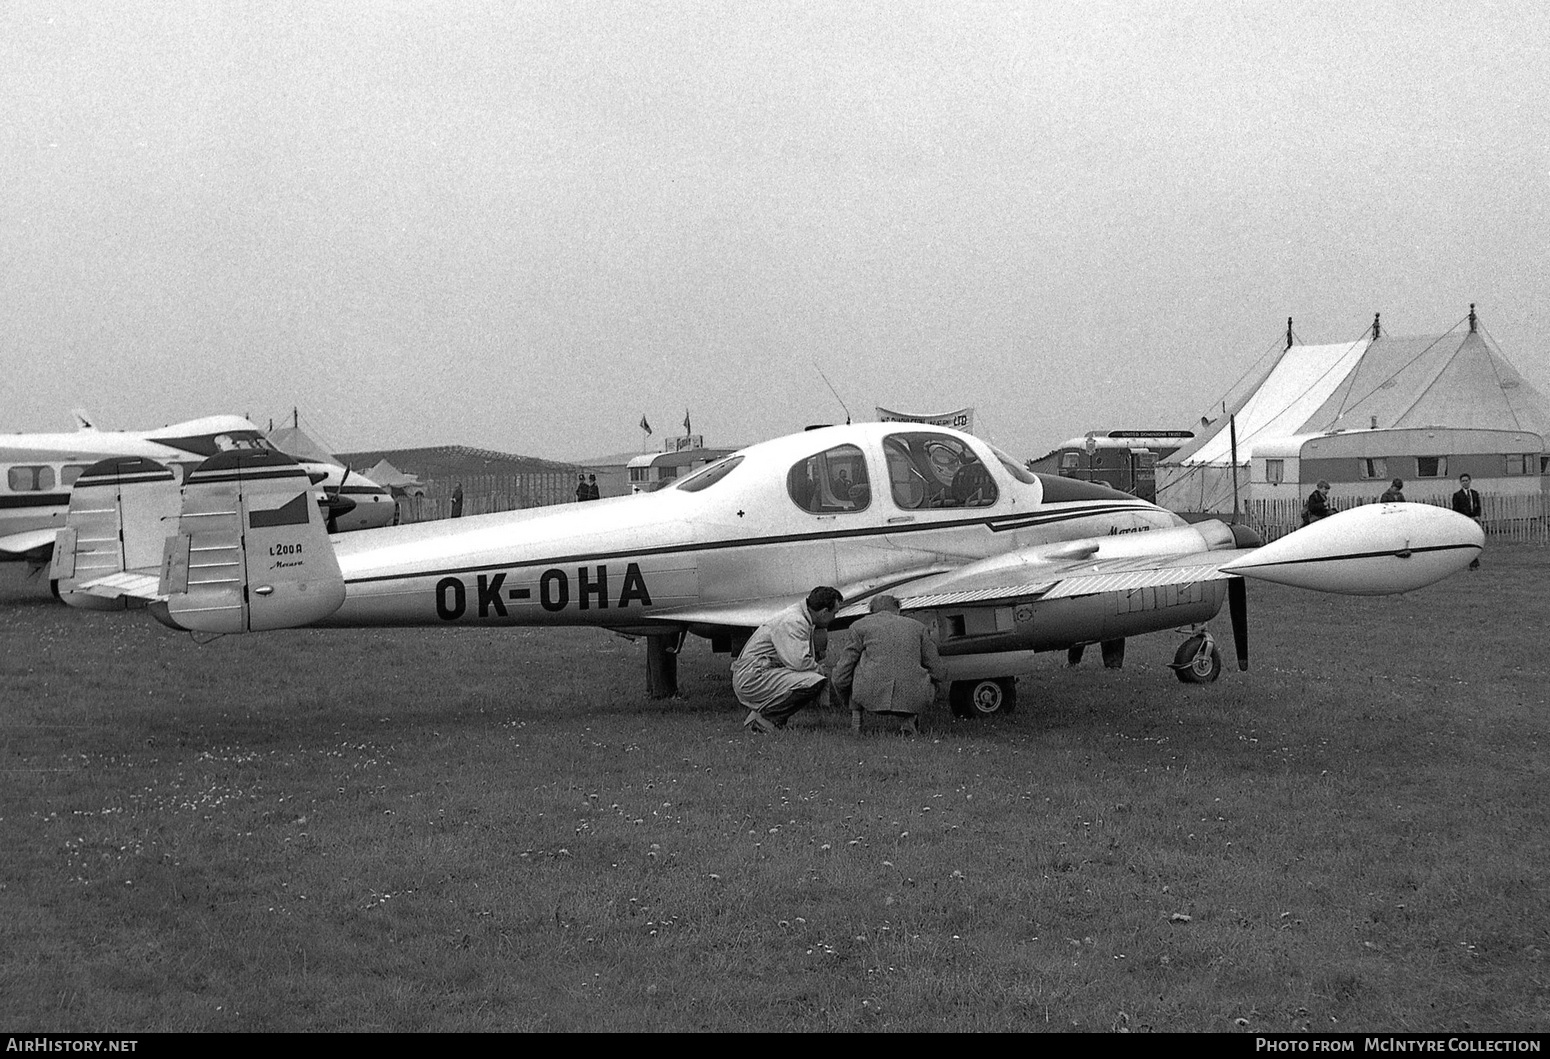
xmin=53 ymin=457 xmax=181 ymax=610
xmin=159 ymin=450 xmax=346 ymax=633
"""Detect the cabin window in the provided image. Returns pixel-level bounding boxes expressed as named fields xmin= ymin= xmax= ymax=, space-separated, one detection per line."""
xmin=1504 ymin=454 xmax=1529 ymax=476
xmin=1060 ymin=451 xmax=1079 ymax=470
xmin=883 ymin=432 xmax=998 ymax=510
xmin=7 ymin=465 xmax=55 ymax=491
xmin=675 ymin=455 xmax=743 ymax=493
xmin=1416 ymin=456 xmax=1448 ymax=478
xmin=1358 ymin=457 xmax=1387 ymax=479
xmin=787 ymin=444 xmax=870 ymax=513
xmin=1541 ymin=456 xmax=1550 ymax=476
xmin=60 ymin=464 xmax=91 ymax=487
xmin=659 ymin=466 xmax=679 ymax=481
xmin=1264 ymin=459 xmax=1284 ymax=485
xmin=629 ymin=467 xmax=647 ymax=483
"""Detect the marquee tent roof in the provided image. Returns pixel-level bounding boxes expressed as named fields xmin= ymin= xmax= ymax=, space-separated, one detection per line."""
xmin=1157 ymin=319 xmax=1550 ymax=512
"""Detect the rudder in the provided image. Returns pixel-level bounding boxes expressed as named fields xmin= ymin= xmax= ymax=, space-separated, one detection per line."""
xmin=159 ymin=450 xmax=346 ymax=633
xmin=53 ymin=457 xmax=181 ymax=610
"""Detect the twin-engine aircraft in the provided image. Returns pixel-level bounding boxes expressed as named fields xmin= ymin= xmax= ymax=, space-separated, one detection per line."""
xmin=0 ymin=414 xmax=394 ymax=567
xmin=53 ymin=422 xmax=1482 ymax=717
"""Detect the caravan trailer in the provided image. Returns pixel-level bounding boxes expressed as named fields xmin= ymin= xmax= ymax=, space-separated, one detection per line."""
xmin=1027 ymin=431 xmax=1195 ymax=503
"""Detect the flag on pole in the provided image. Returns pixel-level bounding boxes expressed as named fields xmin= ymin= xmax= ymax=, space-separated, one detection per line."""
xmin=683 ymin=409 xmax=692 ymax=434
xmin=640 ymin=415 xmax=652 ymax=436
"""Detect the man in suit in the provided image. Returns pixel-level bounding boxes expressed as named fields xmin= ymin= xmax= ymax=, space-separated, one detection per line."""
xmin=1452 ymin=473 xmax=1483 ymax=569
xmin=1380 ymin=478 xmax=1406 ymax=503
xmin=832 ymin=594 xmax=946 ymax=736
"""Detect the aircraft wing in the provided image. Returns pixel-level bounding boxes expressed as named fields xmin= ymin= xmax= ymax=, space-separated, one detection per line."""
xmin=892 ymin=551 xmax=1238 ymax=611
xmin=873 ymin=501 xmax=1485 ymax=612
xmin=651 ymin=596 xmax=807 ymax=629
xmin=0 ymin=527 xmax=60 ymax=563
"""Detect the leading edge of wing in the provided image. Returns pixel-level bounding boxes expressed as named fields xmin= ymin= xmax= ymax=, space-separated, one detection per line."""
xmin=896 ymin=552 xmax=1237 ymax=610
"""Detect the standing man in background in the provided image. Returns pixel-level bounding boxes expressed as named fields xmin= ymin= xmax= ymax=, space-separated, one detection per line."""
xmin=1452 ymin=473 xmax=1483 ymax=569
xmin=1304 ymin=480 xmax=1333 ymax=524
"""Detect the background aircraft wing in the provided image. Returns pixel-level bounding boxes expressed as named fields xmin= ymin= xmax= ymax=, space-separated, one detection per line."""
xmin=0 ymin=528 xmax=61 ymax=563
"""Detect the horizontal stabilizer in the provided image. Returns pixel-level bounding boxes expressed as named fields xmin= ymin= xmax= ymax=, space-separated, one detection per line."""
xmin=74 ymin=571 xmax=167 ymax=603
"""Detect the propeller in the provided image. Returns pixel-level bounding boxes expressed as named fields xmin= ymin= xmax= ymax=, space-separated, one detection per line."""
xmin=319 ymin=466 xmax=355 ymax=534
xmin=1228 ymin=576 xmax=1248 ymax=671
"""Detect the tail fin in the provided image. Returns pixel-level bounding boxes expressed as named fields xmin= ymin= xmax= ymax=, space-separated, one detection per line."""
xmin=53 ymin=457 xmax=181 ymax=610
xmin=157 ymin=450 xmax=346 ymax=633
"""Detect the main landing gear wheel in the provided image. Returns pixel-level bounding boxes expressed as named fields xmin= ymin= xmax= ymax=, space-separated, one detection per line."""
xmin=949 ymin=677 xmax=1017 ymax=718
xmin=1170 ymin=633 xmax=1223 ymax=684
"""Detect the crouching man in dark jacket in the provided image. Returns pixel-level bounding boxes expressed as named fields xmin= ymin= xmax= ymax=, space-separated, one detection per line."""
xmin=832 ymin=594 xmax=946 ymax=736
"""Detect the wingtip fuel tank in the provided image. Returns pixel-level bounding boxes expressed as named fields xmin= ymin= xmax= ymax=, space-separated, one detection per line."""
xmin=1220 ymin=503 xmax=1483 ymax=595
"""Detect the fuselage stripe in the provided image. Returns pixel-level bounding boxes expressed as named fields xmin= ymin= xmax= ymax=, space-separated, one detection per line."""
xmin=342 ymin=501 xmax=1159 ymax=586
xmin=1229 ymin=541 xmax=1481 ymax=572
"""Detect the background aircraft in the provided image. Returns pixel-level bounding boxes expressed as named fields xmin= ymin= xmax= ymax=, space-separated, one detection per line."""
xmin=1 ymin=414 xmax=394 ymax=568
xmin=54 ymin=422 xmax=1482 ymax=716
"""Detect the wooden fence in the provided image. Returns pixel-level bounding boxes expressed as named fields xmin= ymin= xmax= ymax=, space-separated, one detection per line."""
xmin=393 ymin=472 xmax=578 ymax=524
xmin=1247 ymin=493 xmax=1549 ymax=543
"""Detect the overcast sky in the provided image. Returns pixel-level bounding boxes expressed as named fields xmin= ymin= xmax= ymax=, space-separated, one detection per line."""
xmin=3 ymin=1 xmax=1546 ymax=461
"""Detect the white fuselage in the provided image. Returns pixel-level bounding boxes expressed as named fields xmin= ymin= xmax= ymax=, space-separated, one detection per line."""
xmin=325 ymin=423 xmax=1183 ymax=628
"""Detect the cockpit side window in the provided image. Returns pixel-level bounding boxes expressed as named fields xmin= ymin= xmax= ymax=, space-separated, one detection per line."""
xmin=989 ymin=443 xmax=1039 ymax=484
xmin=675 ymin=455 xmax=744 ymax=493
xmin=787 ymin=444 xmax=870 ymax=513
xmin=883 ymin=432 xmax=998 ymax=509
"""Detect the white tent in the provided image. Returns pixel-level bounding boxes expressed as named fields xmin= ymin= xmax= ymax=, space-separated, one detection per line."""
xmin=1157 ymin=319 xmax=1550 ymax=513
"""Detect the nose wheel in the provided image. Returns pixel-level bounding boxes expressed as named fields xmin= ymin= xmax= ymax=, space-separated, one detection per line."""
xmin=949 ymin=677 xmax=1018 ymax=718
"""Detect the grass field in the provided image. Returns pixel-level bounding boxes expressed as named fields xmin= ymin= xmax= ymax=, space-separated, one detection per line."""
xmin=2 ymin=547 xmax=1547 ymax=1032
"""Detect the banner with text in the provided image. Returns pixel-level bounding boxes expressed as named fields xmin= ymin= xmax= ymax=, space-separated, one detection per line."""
xmin=874 ymin=406 xmax=975 ymax=433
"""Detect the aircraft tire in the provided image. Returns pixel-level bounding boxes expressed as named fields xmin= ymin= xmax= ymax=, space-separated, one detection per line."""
xmin=949 ymin=677 xmax=1017 ymax=718
xmin=1172 ymin=635 xmax=1223 ymax=684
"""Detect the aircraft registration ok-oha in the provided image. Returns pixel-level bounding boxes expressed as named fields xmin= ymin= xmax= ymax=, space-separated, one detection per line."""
xmin=52 ymin=422 xmax=1483 ymax=717
xmin=0 ymin=414 xmax=394 ymax=568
